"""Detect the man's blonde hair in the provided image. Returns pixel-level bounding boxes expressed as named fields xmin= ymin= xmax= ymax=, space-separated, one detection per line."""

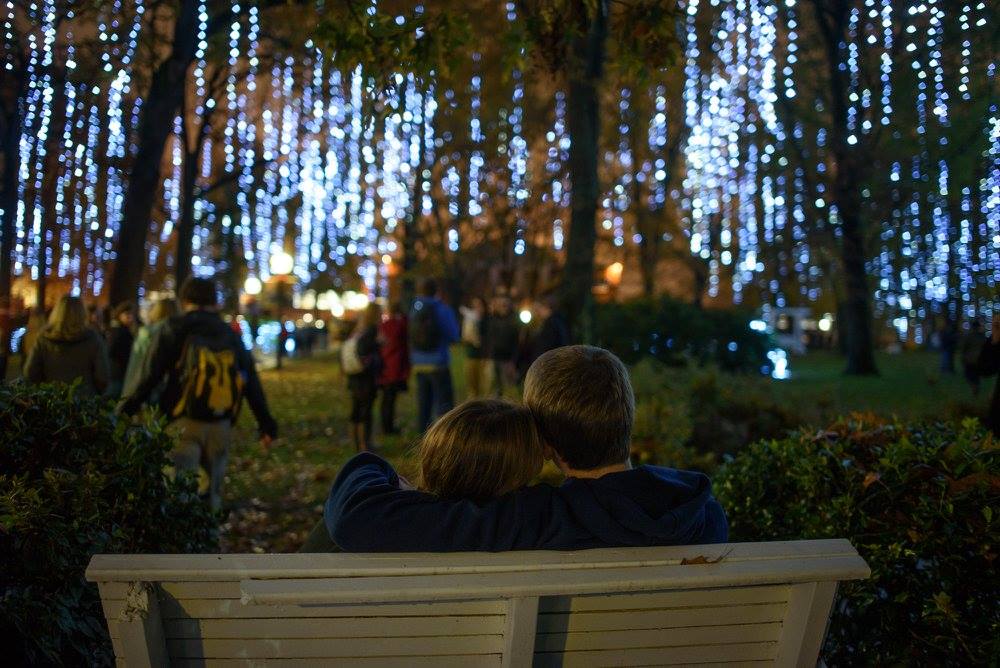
xmin=524 ymin=345 xmax=634 ymax=470
xmin=420 ymin=399 xmax=543 ymax=504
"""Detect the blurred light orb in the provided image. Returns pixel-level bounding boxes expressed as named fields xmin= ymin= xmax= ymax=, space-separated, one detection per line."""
xmin=244 ymin=276 xmax=262 ymax=296
xmin=269 ymin=251 xmax=294 ymax=276
xmin=519 ymin=309 xmax=532 ymax=325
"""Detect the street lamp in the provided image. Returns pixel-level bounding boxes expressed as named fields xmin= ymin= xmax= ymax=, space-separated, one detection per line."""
xmin=269 ymin=251 xmax=294 ymax=277
xmin=244 ymin=276 xmax=262 ymax=296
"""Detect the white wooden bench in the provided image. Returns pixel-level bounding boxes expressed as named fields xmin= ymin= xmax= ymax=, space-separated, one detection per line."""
xmin=86 ymin=538 xmax=868 ymax=667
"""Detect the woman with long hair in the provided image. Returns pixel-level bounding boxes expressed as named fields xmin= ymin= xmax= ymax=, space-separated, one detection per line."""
xmin=122 ymin=298 xmax=179 ymax=399
xmin=342 ymin=302 xmax=383 ymax=451
xmin=24 ymin=295 xmax=111 ymax=396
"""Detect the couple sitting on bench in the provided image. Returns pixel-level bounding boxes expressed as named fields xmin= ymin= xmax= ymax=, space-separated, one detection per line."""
xmin=307 ymin=344 xmax=728 ymax=552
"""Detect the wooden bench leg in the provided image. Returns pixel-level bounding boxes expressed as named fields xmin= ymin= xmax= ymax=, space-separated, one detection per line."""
xmin=775 ymin=581 xmax=838 ymax=668
xmin=118 ymin=581 xmax=170 ymax=668
xmin=502 ymin=596 xmax=540 ymax=668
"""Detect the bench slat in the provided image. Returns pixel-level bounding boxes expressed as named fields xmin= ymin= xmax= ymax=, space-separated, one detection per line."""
xmin=157 ymin=615 xmax=505 ymax=639
xmin=166 ymin=635 xmax=503 ymax=659
xmin=536 ymin=603 xmax=786 ymax=632
xmin=539 ymin=584 xmax=790 ymax=612
xmin=240 ymin=554 xmax=868 ymax=605
xmin=533 ymin=641 xmax=778 ymax=666
xmin=534 ymin=622 xmax=782 ymax=652
xmin=165 ymin=657 xmax=502 ymax=667
xmin=85 ymin=539 xmax=859 ymax=582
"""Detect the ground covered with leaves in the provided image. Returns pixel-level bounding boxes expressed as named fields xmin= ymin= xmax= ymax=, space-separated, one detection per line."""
xmin=221 ymin=349 xmax=983 ymax=553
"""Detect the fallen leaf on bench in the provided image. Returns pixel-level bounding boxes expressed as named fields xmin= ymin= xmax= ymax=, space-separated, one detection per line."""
xmin=681 ymin=548 xmax=733 ymax=565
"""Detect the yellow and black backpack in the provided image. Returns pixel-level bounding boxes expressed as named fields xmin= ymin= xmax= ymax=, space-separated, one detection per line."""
xmin=172 ymin=332 xmax=245 ymax=421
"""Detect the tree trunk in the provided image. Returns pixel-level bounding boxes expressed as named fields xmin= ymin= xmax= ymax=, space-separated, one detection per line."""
xmin=401 ymin=88 xmax=426 ymax=308
xmin=812 ymin=0 xmax=878 ymax=375
xmin=175 ymin=148 xmax=198 ymax=288
xmin=559 ymin=0 xmax=608 ymax=341
xmin=0 ymin=67 xmax=23 ymax=379
xmin=109 ymin=0 xmax=200 ymax=306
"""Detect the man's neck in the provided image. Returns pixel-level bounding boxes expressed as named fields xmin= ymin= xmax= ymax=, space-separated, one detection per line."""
xmin=561 ymin=460 xmax=631 ymax=480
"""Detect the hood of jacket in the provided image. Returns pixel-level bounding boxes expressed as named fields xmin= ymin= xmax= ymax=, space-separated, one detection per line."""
xmin=557 ymin=465 xmax=722 ymax=547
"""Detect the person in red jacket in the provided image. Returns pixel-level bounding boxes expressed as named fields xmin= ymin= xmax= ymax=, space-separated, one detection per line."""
xmin=377 ymin=302 xmax=411 ymax=435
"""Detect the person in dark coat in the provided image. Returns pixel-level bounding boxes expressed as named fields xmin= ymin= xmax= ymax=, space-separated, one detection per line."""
xmin=976 ymin=318 xmax=1000 ymax=435
xmin=343 ymin=303 xmax=383 ymax=451
xmin=960 ymin=319 xmax=985 ymax=396
xmin=106 ymin=301 xmax=136 ymax=398
xmin=485 ymin=295 xmax=520 ymax=396
xmin=24 ymin=295 xmax=111 ymax=396
xmin=518 ymin=293 xmax=569 ymax=377
xmin=377 ymin=302 xmax=410 ymax=435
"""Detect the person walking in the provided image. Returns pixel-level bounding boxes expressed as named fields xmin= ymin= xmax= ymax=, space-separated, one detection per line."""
xmin=460 ymin=297 xmax=491 ymax=398
xmin=122 ymin=298 xmax=179 ymax=400
xmin=119 ymin=277 xmax=278 ymax=510
xmin=486 ymin=295 xmax=520 ymax=397
xmin=520 ymin=293 xmax=570 ymax=376
xmin=106 ymin=302 xmax=136 ymax=398
xmin=377 ymin=302 xmax=410 ymax=435
xmin=409 ymin=278 xmax=459 ymax=432
xmin=24 ymin=295 xmax=111 ymax=396
xmin=939 ymin=318 xmax=958 ymax=374
xmin=977 ymin=318 xmax=1000 ymax=436
xmin=342 ymin=303 xmax=383 ymax=451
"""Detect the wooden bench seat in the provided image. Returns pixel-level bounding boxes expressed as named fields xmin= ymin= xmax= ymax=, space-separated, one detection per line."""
xmin=86 ymin=538 xmax=869 ymax=667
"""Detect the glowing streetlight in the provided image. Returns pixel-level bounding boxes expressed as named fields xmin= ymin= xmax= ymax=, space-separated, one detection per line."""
xmin=244 ymin=276 xmax=262 ymax=296
xmin=605 ymin=261 xmax=624 ymax=287
xmin=269 ymin=251 xmax=294 ymax=276
xmin=519 ymin=309 xmax=533 ymax=325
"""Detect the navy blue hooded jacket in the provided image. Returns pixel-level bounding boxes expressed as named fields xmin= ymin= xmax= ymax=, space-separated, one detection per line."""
xmin=324 ymin=453 xmax=729 ymax=552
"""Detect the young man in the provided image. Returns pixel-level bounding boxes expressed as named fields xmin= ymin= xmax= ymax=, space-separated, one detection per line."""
xmin=119 ymin=277 xmax=278 ymax=510
xmin=322 ymin=345 xmax=728 ymax=551
xmin=409 ymin=277 xmax=460 ymax=432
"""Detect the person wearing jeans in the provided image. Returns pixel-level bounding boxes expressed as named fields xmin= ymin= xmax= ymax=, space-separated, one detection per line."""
xmin=409 ymin=278 xmax=460 ymax=432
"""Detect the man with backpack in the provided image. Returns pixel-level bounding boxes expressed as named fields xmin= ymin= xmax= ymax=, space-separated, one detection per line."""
xmin=119 ymin=277 xmax=278 ymax=510
xmin=410 ymin=278 xmax=460 ymax=432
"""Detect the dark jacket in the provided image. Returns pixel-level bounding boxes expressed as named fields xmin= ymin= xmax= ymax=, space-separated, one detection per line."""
xmin=377 ymin=315 xmax=410 ymax=387
xmin=977 ymin=339 xmax=1000 ymax=434
xmin=119 ymin=310 xmax=277 ymax=437
xmin=409 ymin=297 xmax=460 ymax=368
xmin=24 ymin=328 xmax=110 ymax=396
xmin=347 ymin=325 xmax=381 ymax=391
xmin=486 ymin=313 xmax=520 ymax=361
xmin=324 ymin=453 xmax=728 ymax=552
xmin=107 ymin=322 xmax=134 ymax=384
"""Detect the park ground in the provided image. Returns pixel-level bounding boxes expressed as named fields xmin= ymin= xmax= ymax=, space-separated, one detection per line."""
xmin=222 ymin=349 xmax=984 ymax=553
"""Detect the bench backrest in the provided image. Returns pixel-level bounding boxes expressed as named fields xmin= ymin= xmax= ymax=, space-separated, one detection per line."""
xmin=86 ymin=539 xmax=869 ymax=667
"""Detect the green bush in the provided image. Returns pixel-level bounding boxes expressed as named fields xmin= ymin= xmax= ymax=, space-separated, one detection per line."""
xmin=0 ymin=382 xmax=218 ymax=665
xmin=594 ymin=296 xmax=772 ymax=374
xmin=716 ymin=414 xmax=1000 ymax=665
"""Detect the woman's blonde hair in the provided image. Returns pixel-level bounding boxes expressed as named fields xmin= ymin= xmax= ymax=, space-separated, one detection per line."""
xmin=148 ymin=298 xmax=178 ymax=325
xmin=419 ymin=399 xmax=544 ymax=504
xmin=45 ymin=295 xmax=88 ymax=340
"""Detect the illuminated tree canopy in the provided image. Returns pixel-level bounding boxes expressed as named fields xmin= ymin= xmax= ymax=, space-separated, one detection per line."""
xmin=1 ymin=0 xmax=997 ymax=369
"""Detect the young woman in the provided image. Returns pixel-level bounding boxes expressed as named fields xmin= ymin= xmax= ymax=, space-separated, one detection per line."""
xmin=24 ymin=295 xmax=111 ymax=396
xmin=377 ymin=302 xmax=410 ymax=435
xmin=299 ymin=398 xmax=543 ymax=552
xmin=342 ymin=302 xmax=383 ymax=452
xmin=417 ymin=399 xmax=543 ymax=503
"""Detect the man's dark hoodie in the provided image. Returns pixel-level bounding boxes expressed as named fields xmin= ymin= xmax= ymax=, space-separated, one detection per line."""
xmin=325 ymin=453 xmax=728 ymax=552
xmin=119 ymin=310 xmax=277 ymax=438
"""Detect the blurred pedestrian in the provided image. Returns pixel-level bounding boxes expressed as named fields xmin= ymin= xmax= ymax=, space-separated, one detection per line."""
xmin=486 ymin=295 xmax=520 ymax=396
xmin=122 ymin=298 xmax=178 ymax=400
xmin=409 ymin=278 xmax=460 ymax=432
xmin=377 ymin=302 xmax=410 ymax=435
xmin=107 ymin=302 xmax=136 ymax=398
xmin=342 ymin=302 xmax=383 ymax=451
xmin=523 ymin=293 xmax=569 ymax=372
xmin=960 ymin=319 xmax=985 ymax=396
xmin=461 ymin=296 xmax=491 ymax=398
xmin=119 ymin=277 xmax=278 ymax=510
xmin=24 ymin=295 xmax=110 ymax=396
